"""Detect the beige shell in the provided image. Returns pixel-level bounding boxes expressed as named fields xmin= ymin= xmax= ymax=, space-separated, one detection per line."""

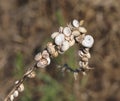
xmin=37 ymin=59 xmax=47 ymax=68
xmin=47 ymin=43 xmax=56 ymax=55
xmin=34 ymin=52 xmax=42 ymax=61
xmin=55 ymin=34 xmax=65 ymax=45
xmin=28 ymin=71 xmax=36 ymax=78
xmin=51 ymin=32 xmax=59 ymax=39
xmin=52 ymin=51 xmax=58 ymax=57
xmin=72 ymin=30 xmax=80 ymax=36
xmin=79 ymin=27 xmax=87 ymax=33
xmin=63 ymin=27 xmax=71 ymax=36
xmin=13 ymin=90 xmax=19 ymax=97
xmin=18 ymin=83 xmax=24 ymax=92
xmin=69 ymin=39 xmax=75 ymax=46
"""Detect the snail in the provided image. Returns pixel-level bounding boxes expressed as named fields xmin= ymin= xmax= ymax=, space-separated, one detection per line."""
xmin=55 ymin=34 xmax=65 ymax=45
xmin=63 ymin=27 xmax=71 ymax=36
xmin=61 ymin=41 xmax=70 ymax=52
xmin=72 ymin=19 xmax=79 ymax=28
xmin=82 ymin=35 xmax=94 ymax=48
xmin=51 ymin=32 xmax=59 ymax=39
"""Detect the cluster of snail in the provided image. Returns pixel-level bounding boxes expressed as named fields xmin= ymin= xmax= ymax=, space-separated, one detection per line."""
xmin=5 ymin=19 xmax=94 ymax=101
xmin=34 ymin=19 xmax=94 ymax=75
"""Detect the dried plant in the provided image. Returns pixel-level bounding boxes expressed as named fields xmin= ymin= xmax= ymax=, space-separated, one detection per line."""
xmin=4 ymin=19 xmax=94 ymax=101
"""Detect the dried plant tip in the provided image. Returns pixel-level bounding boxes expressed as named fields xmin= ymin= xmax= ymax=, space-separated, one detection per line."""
xmin=72 ymin=19 xmax=79 ymax=27
xmin=34 ymin=52 xmax=42 ymax=61
xmin=13 ymin=90 xmax=19 ymax=97
xmin=28 ymin=71 xmax=36 ymax=78
xmin=63 ymin=27 xmax=71 ymax=36
xmin=82 ymin=35 xmax=94 ymax=48
xmin=10 ymin=95 xmax=14 ymax=101
xmin=74 ymin=72 xmax=78 ymax=80
xmin=18 ymin=84 xmax=24 ymax=92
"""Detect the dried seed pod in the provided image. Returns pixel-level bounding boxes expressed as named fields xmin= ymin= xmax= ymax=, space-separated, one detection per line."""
xmin=34 ymin=52 xmax=42 ymax=61
xmin=18 ymin=83 xmax=24 ymax=92
xmin=63 ymin=27 xmax=71 ymax=36
xmin=51 ymin=32 xmax=59 ymax=39
xmin=72 ymin=19 xmax=79 ymax=28
xmin=10 ymin=95 xmax=14 ymax=101
xmin=72 ymin=30 xmax=80 ymax=36
xmin=79 ymin=27 xmax=87 ymax=33
xmin=82 ymin=35 xmax=94 ymax=48
xmin=13 ymin=90 xmax=19 ymax=97
xmin=55 ymin=34 xmax=65 ymax=45
xmin=61 ymin=41 xmax=70 ymax=51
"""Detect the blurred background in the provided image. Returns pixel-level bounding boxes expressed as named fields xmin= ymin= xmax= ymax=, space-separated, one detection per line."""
xmin=0 ymin=0 xmax=120 ymax=101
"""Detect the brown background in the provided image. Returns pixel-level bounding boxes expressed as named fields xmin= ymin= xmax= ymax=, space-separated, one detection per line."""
xmin=0 ymin=0 xmax=120 ymax=101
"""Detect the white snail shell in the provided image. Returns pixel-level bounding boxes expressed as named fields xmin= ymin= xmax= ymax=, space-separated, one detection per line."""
xmin=63 ymin=27 xmax=71 ymax=36
xmin=10 ymin=95 xmax=14 ymax=101
xmin=46 ymin=57 xmax=51 ymax=65
xmin=69 ymin=39 xmax=75 ymax=46
xmin=13 ymin=90 xmax=19 ymax=97
xmin=72 ymin=30 xmax=80 ymax=36
xmin=79 ymin=27 xmax=87 ymax=33
xmin=51 ymin=32 xmax=59 ymax=39
xmin=82 ymin=35 xmax=94 ymax=48
xmin=55 ymin=34 xmax=65 ymax=45
xmin=18 ymin=84 xmax=24 ymax=92
xmin=61 ymin=41 xmax=70 ymax=51
xmin=72 ymin=19 xmax=79 ymax=27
